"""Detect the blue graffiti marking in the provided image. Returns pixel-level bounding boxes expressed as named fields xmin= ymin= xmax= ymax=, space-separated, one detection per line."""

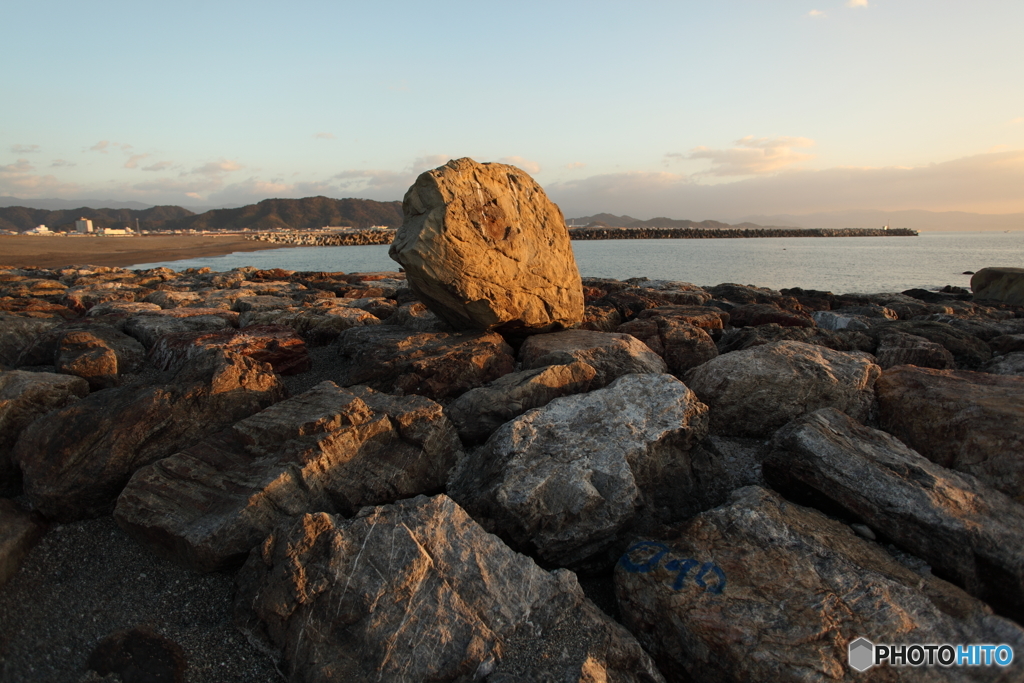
xmin=619 ymin=541 xmax=726 ymax=594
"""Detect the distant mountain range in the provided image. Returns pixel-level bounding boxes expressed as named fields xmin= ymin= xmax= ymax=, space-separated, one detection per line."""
xmin=0 ymin=196 xmax=161 ymax=211
xmin=0 ymin=197 xmax=403 ymax=233
xmin=566 ymin=213 xmax=792 ymax=230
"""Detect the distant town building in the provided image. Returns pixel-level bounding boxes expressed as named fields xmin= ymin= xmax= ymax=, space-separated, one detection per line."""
xmin=75 ymin=218 xmax=94 ymax=234
xmin=98 ymin=227 xmax=133 ymax=236
xmin=26 ymin=225 xmax=53 ymax=235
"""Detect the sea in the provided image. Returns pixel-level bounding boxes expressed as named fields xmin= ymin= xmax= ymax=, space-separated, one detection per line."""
xmin=129 ymin=231 xmax=1024 ymax=296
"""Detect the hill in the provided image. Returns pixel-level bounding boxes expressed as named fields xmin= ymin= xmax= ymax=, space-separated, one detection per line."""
xmin=0 ymin=205 xmax=196 ymax=233
xmin=0 ymin=196 xmax=155 ymax=211
xmin=735 ymin=210 xmax=1024 ymax=232
xmin=159 ymin=197 xmax=403 ymax=232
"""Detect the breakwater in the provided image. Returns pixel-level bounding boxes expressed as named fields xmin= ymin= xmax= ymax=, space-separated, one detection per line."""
xmin=245 ymin=226 xmax=917 ymax=247
xmin=567 ymin=227 xmax=918 ymax=240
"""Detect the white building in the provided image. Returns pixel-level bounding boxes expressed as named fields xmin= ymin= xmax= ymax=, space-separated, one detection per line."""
xmin=75 ymin=218 xmax=94 ymax=234
xmin=26 ymin=225 xmax=53 ymax=235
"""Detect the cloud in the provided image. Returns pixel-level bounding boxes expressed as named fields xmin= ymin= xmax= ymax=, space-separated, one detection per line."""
xmin=142 ymin=161 xmax=172 ymax=172
xmin=566 ymin=162 xmax=586 ymax=170
xmin=0 ymin=159 xmax=83 ymax=197
xmin=808 ymin=9 xmax=826 ymax=17
xmin=189 ymin=160 xmax=243 ymax=176
xmin=87 ymin=140 xmax=133 ymax=154
xmin=686 ymin=136 xmax=816 ymax=176
xmin=846 ymin=0 xmax=868 ymax=6
xmin=498 ymin=156 xmax=542 ymax=174
xmin=124 ymin=154 xmax=151 ymax=169
xmin=11 ymin=144 xmax=40 ymax=154
xmin=545 ymin=150 xmax=1024 ymax=219
xmin=314 ymin=132 xmax=336 ymax=140
xmin=50 ymin=159 xmax=75 ymax=168
xmin=1011 ymin=117 xmax=1024 ymax=125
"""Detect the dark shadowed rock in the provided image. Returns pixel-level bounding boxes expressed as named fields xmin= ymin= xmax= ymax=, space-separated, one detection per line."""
xmin=389 ymin=158 xmax=584 ymax=333
xmin=443 ymin=361 xmax=598 ymax=445
xmin=765 ymin=407 xmax=1024 ymax=622
xmin=615 ymin=486 xmax=1024 ymax=683
xmin=0 ymin=370 xmax=90 ymax=495
xmin=727 ymin=302 xmax=814 ymax=328
xmin=14 ymin=350 xmax=286 ymax=520
xmin=0 ymin=314 xmax=60 ymax=366
xmin=616 ymin=317 xmax=718 ymax=376
xmin=115 ymin=382 xmax=460 ymax=572
xmin=874 ymin=332 xmax=955 ymax=370
xmin=333 ymin=326 xmax=515 ymax=400
xmin=55 ymin=327 xmax=146 ymax=389
xmin=449 ymin=373 xmax=708 ymax=572
xmin=684 ymin=340 xmax=881 ymax=437
xmin=876 ymin=365 xmax=1024 ymax=501
xmin=972 ymin=266 xmax=1024 ymax=305
xmin=868 ymin=320 xmax=992 ymax=369
xmin=234 ymin=495 xmax=664 ymax=683
xmin=982 ymin=351 xmax=1024 ymax=376
xmin=0 ymin=499 xmax=46 ymax=587
xmin=123 ymin=313 xmax=233 ymax=349
xmin=238 ymin=302 xmax=381 ymax=345
xmin=519 ymin=329 xmax=668 ymax=385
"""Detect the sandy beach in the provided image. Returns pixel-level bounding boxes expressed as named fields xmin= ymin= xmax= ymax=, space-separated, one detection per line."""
xmin=0 ymin=235 xmax=293 ymax=269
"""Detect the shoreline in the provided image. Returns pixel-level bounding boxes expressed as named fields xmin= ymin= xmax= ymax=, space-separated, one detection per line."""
xmin=0 ymin=235 xmax=303 ymax=269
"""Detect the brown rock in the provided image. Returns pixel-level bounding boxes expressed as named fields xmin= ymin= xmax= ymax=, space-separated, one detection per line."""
xmin=333 ymin=326 xmax=515 ymax=400
xmin=876 ymin=365 xmax=1024 ymax=501
xmin=115 ymin=382 xmax=461 ymax=572
xmin=615 ymin=486 xmax=1024 ymax=683
xmin=727 ymin=302 xmax=814 ymax=328
xmin=14 ymin=349 xmax=286 ymax=520
xmin=55 ymin=327 xmax=146 ymax=390
xmin=684 ymin=340 xmax=881 ymax=437
xmin=617 ymin=317 xmax=718 ymax=376
xmin=235 ymin=495 xmax=664 ymax=682
xmin=388 ymin=157 xmax=584 ymax=333
xmin=150 ymin=324 xmax=310 ymax=375
xmin=0 ymin=314 xmax=60 ymax=366
xmin=519 ymin=329 xmax=668 ymax=385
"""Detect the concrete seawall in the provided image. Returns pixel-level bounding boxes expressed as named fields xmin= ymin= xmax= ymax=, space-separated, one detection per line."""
xmin=244 ymin=226 xmax=918 ymax=247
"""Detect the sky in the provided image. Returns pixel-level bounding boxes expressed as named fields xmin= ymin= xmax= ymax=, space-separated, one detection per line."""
xmin=2 ymin=0 xmax=1023 ymax=221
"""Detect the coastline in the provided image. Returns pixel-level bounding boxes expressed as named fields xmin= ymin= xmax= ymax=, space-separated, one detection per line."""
xmin=0 ymin=235 xmax=301 ymax=269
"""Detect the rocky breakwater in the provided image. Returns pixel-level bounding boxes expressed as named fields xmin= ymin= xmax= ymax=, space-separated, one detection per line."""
xmin=2 ymin=168 xmax=1024 ymax=681
xmin=569 ymin=226 xmax=919 ymax=240
xmin=247 ymin=229 xmax=396 ymax=247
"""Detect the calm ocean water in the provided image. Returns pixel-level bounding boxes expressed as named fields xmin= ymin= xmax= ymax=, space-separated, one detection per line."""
xmin=130 ymin=231 xmax=1024 ymax=295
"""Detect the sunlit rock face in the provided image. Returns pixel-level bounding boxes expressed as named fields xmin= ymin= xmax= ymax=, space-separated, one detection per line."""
xmin=388 ymin=157 xmax=584 ymax=334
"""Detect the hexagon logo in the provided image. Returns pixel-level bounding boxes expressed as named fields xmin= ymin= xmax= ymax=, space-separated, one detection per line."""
xmin=848 ymin=637 xmax=875 ymax=672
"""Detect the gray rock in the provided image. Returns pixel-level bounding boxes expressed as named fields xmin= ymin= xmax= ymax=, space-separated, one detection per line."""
xmin=982 ymin=351 xmax=1024 ymax=376
xmin=684 ymin=340 xmax=881 ymax=437
xmin=0 ymin=499 xmax=46 ymax=587
xmin=123 ymin=314 xmax=232 ymax=349
xmin=0 ymin=314 xmax=60 ymax=366
xmin=876 ymin=365 xmax=1024 ymax=502
xmin=235 ymin=495 xmax=664 ymax=683
xmin=615 ymin=486 xmax=1024 ymax=683
xmin=519 ymin=329 xmax=668 ymax=385
xmin=115 ymin=382 xmax=461 ymax=572
xmin=875 ymin=332 xmax=955 ymax=370
xmin=765 ymin=407 xmax=1024 ymax=622
xmin=449 ymin=373 xmax=708 ymax=572
xmin=444 ymin=361 xmax=598 ymax=444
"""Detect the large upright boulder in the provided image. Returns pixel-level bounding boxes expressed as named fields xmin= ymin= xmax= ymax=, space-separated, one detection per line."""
xmin=388 ymin=157 xmax=584 ymax=333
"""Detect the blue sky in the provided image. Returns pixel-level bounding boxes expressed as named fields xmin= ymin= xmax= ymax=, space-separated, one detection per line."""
xmin=3 ymin=0 xmax=1023 ymax=219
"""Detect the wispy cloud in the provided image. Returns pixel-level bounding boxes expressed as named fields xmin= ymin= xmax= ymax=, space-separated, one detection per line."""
xmin=124 ymin=154 xmax=151 ymax=169
xmin=808 ymin=9 xmax=826 ymax=18
xmin=10 ymin=144 xmax=40 ymax=154
xmin=142 ymin=161 xmax=173 ymax=172
xmin=189 ymin=160 xmax=243 ymax=176
xmin=1011 ymin=117 xmax=1024 ymax=125
xmin=87 ymin=140 xmax=134 ymax=154
xmin=566 ymin=162 xmax=586 ymax=170
xmin=546 ymin=150 xmax=1024 ymax=218
xmin=685 ymin=136 xmax=816 ymax=176
xmin=50 ymin=159 xmax=75 ymax=168
xmin=313 ymin=132 xmax=336 ymax=140
xmin=498 ymin=156 xmax=542 ymax=174
xmin=846 ymin=0 xmax=868 ymax=7
xmin=0 ymin=159 xmax=83 ymax=197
